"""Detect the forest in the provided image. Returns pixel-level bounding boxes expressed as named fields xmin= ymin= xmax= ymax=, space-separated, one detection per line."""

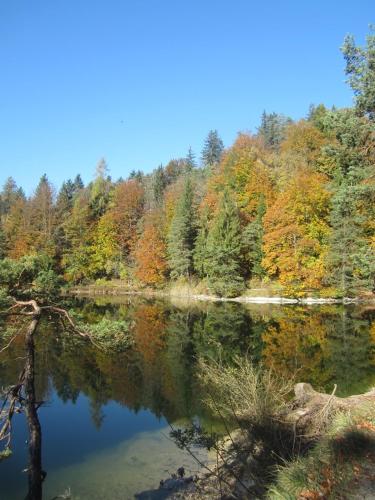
xmin=0 ymin=32 xmax=374 ymax=299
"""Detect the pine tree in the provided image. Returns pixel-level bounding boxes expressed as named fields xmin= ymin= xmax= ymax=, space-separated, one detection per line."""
xmin=257 ymin=111 xmax=292 ymax=150
xmin=73 ymin=174 xmax=84 ymax=191
xmin=152 ymin=165 xmax=167 ymax=206
xmin=193 ymin=206 xmax=210 ymax=278
xmin=167 ymin=177 xmax=197 ymax=280
xmin=205 ymin=190 xmax=244 ymax=297
xmin=185 ymin=147 xmax=197 ymax=172
xmin=242 ymin=196 xmax=266 ymax=279
xmin=29 ymin=174 xmax=56 ymax=255
xmin=0 ymin=224 xmax=6 ymax=259
xmin=0 ymin=177 xmax=24 ymax=218
xmin=322 ymin=108 xmax=375 ymax=295
xmin=90 ymin=159 xmax=112 ymax=217
xmin=201 ymin=130 xmax=224 ymax=168
xmin=328 ymin=176 xmax=375 ymax=296
xmin=342 ymin=28 xmax=375 ymax=121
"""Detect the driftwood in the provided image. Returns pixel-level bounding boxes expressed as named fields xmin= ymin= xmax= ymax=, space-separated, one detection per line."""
xmin=287 ymin=382 xmax=375 ymax=438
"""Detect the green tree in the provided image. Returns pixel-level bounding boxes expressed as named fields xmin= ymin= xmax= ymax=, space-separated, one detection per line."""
xmin=328 ymin=176 xmax=375 ymax=296
xmin=152 ymin=165 xmax=167 ymax=206
xmin=242 ymin=196 xmax=266 ymax=279
xmin=321 ymin=108 xmax=375 ymax=295
xmin=29 ymin=174 xmax=56 ymax=256
xmin=185 ymin=147 xmax=197 ymax=172
xmin=0 ymin=254 xmax=62 ymax=302
xmin=257 ymin=111 xmax=292 ymax=150
xmin=193 ymin=206 xmax=210 ymax=278
xmin=61 ymin=190 xmax=93 ymax=283
xmin=342 ymin=27 xmax=375 ymax=120
xmin=205 ymin=190 xmax=244 ymax=297
xmin=0 ymin=177 xmax=24 ymax=218
xmin=90 ymin=158 xmax=112 ymax=217
xmin=167 ymin=177 xmax=197 ymax=279
xmin=0 ymin=224 xmax=6 ymax=259
xmin=201 ymin=130 xmax=224 ymax=168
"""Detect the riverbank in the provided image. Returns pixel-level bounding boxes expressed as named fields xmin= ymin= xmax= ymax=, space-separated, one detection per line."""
xmin=141 ymin=383 xmax=375 ymax=499
xmin=69 ymin=282 xmax=375 ymax=305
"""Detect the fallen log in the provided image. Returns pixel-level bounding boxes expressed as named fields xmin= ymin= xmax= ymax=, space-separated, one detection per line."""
xmin=286 ymin=382 xmax=375 ymax=438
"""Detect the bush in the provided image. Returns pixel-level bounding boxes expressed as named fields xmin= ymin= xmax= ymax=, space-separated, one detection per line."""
xmin=199 ymin=356 xmax=294 ymax=426
xmin=77 ymin=318 xmax=133 ymax=352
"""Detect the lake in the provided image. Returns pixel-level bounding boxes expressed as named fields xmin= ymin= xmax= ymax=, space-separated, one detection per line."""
xmin=0 ymin=297 xmax=374 ymax=499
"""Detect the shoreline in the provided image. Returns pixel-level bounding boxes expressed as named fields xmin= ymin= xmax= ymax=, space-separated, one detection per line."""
xmin=69 ymin=286 xmax=375 ymax=305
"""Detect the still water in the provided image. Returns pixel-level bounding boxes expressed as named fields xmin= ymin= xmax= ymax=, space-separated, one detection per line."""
xmin=0 ymin=297 xmax=374 ymax=499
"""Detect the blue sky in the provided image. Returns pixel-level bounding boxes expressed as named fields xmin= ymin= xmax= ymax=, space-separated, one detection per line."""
xmin=0 ymin=1 xmax=373 ymax=194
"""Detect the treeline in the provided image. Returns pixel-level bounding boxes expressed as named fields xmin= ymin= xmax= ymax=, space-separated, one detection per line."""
xmin=0 ymin=32 xmax=374 ymax=298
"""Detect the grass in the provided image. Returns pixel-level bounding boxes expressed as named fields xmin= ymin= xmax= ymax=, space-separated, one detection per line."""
xmin=199 ymin=356 xmax=294 ymax=427
xmin=268 ymin=405 xmax=375 ymax=499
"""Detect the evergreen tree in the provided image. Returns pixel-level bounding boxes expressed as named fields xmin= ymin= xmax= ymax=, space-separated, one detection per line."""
xmin=242 ymin=196 xmax=266 ymax=279
xmin=257 ymin=111 xmax=292 ymax=150
xmin=328 ymin=176 xmax=375 ymax=296
xmin=56 ymin=180 xmax=75 ymax=216
xmin=129 ymin=170 xmax=143 ymax=182
xmin=201 ymin=130 xmax=224 ymax=168
xmin=342 ymin=28 xmax=375 ymax=120
xmin=0 ymin=224 xmax=6 ymax=259
xmin=321 ymin=108 xmax=375 ymax=295
xmin=0 ymin=177 xmax=24 ymax=218
xmin=29 ymin=174 xmax=56 ymax=255
xmin=185 ymin=147 xmax=197 ymax=172
xmin=152 ymin=165 xmax=167 ymax=206
xmin=167 ymin=177 xmax=197 ymax=279
xmin=61 ymin=189 xmax=93 ymax=283
xmin=90 ymin=159 xmax=112 ymax=217
xmin=55 ymin=178 xmax=86 ymax=261
xmin=205 ymin=190 xmax=244 ymax=297
xmin=193 ymin=206 xmax=210 ymax=278
xmin=73 ymin=174 xmax=84 ymax=191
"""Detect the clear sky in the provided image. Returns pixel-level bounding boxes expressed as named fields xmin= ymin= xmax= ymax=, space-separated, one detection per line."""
xmin=0 ymin=1 xmax=373 ymax=194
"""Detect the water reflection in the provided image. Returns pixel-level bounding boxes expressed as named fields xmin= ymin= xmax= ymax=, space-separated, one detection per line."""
xmin=0 ymin=298 xmax=374 ymax=498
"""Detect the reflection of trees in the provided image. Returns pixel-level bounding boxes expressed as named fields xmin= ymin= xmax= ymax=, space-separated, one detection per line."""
xmin=262 ymin=306 xmax=375 ymax=396
xmin=325 ymin=308 xmax=375 ymax=395
xmin=262 ymin=309 xmax=330 ymax=389
xmin=1 ymin=298 xmax=374 ymax=440
xmin=192 ymin=303 xmax=263 ymax=362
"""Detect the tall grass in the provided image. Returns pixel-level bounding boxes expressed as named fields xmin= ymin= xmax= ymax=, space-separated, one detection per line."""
xmin=199 ymin=356 xmax=294 ymax=427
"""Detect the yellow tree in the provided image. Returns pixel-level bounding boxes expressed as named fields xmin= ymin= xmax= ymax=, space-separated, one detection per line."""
xmin=262 ymin=168 xmax=331 ymax=291
xmin=212 ymin=133 xmax=274 ymax=220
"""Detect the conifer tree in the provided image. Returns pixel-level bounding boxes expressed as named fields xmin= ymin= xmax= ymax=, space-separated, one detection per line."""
xmin=257 ymin=111 xmax=292 ymax=150
xmin=167 ymin=177 xmax=196 ymax=280
xmin=73 ymin=174 xmax=84 ymax=191
xmin=201 ymin=130 xmax=224 ymax=168
xmin=193 ymin=206 xmax=210 ymax=278
xmin=0 ymin=224 xmax=6 ymax=259
xmin=205 ymin=190 xmax=244 ymax=297
xmin=185 ymin=147 xmax=197 ymax=172
xmin=328 ymin=176 xmax=375 ymax=296
xmin=152 ymin=165 xmax=167 ymax=206
xmin=29 ymin=174 xmax=56 ymax=255
xmin=90 ymin=159 xmax=112 ymax=217
xmin=242 ymin=196 xmax=266 ymax=279
xmin=322 ymin=108 xmax=375 ymax=295
xmin=0 ymin=177 xmax=22 ymax=217
xmin=342 ymin=28 xmax=375 ymax=121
